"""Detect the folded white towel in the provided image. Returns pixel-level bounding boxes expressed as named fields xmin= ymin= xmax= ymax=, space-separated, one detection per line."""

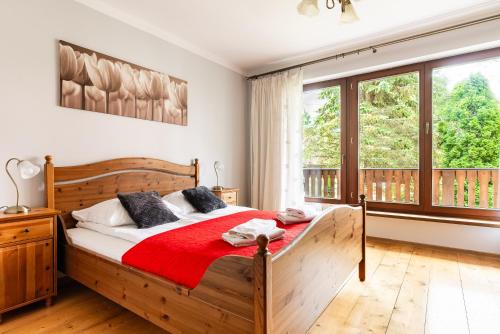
xmin=277 ymin=213 xmax=314 ymax=225
xmin=228 ymin=218 xmax=277 ymax=240
xmin=222 ymin=228 xmax=285 ymax=247
xmin=285 ymin=206 xmax=319 ymax=219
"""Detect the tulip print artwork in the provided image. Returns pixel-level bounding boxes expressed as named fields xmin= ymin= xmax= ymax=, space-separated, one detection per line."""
xmin=59 ymin=41 xmax=188 ymax=126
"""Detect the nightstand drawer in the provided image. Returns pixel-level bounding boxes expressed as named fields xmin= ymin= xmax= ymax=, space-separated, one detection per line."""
xmin=0 ymin=218 xmax=53 ymax=245
xmin=221 ymin=192 xmax=237 ymax=205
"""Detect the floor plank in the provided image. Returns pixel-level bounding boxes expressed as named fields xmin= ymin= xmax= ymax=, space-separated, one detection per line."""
xmin=339 ymin=243 xmax=413 ymax=333
xmin=386 ymin=247 xmax=432 ymax=334
xmin=1 ymin=239 xmax=499 ymax=334
xmin=458 ymin=253 xmax=500 ymax=334
xmin=424 ymin=249 xmax=469 ymax=334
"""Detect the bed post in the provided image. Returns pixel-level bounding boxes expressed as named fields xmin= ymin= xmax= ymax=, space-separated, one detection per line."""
xmin=254 ymin=235 xmax=272 ymax=334
xmin=358 ymin=194 xmax=367 ymax=282
xmin=45 ymin=155 xmax=55 ymax=209
xmin=194 ymin=158 xmax=200 ymax=187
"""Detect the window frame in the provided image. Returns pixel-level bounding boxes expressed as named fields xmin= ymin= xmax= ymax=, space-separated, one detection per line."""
xmin=348 ymin=64 xmax=426 ymax=212
xmin=303 ymin=47 xmax=500 ymax=220
xmin=423 ymin=48 xmax=500 ymax=220
xmin=303 ymin=78 xmax=348 ymax=204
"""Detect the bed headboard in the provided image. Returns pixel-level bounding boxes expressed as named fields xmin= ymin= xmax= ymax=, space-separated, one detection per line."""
xmin=44 ymin=155 xmax=199 ymax=228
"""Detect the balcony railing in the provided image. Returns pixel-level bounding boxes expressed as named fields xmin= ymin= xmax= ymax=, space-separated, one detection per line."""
xmin=432 ymin=168 xmax=499 ymax=209
xmin=304 ymin=167 xmax=500 ymax=209
xmin=359 ymin=168 xmax=418 ymax=204
xmin=304 ymin=168 xmax=342 ymax=200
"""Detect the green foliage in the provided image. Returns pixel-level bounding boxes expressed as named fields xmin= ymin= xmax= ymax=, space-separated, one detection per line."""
xmin=431 ymin=75 xmax=449 ymax=166
xmin=435 ymin=73 xmax=500 ymax=168
xmin=303 ymin=86 xmax=341 ymax=167
xmin=303 ymin=72 xmax=500 ymax=172
xmin=358 ymin=73 xmax=419 ymax=168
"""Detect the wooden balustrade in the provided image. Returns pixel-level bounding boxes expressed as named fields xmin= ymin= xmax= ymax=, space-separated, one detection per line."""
xmin=432 ymin=168 xmax=500 ymax=209
xmin=303 ymin=168 xmax=341 ymax=199
xmin=304 ymin=167 xmax=500 ymax=209
xmin=359 ymin=168 xmax=419 ymax=204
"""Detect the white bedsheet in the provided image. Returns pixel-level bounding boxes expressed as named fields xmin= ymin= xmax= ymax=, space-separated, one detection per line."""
xmin=68 ymin=205 xmax=254 ymax=259
xmin=67 ymin=228 xmax=133 ymax=262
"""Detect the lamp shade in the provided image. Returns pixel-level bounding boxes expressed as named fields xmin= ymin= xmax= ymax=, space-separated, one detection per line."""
xmin=214 ymin=161 xmax=224 ymax=173
xmin=341 ymin=0 xmax=359 ymax=23
xmin=297 ymin=0 xmax=319 ymax=17
xmin=18 ymin=160 xmax=40 ymax=179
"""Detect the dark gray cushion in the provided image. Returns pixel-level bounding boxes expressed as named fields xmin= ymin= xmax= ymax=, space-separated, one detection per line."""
xmin=117 ymin=191 xmax=179 ymax=229
xmin=182 ymin=186 xmax=227 ymax=213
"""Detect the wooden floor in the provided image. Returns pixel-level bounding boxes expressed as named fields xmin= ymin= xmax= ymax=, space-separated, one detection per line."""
xmin=1 ymin=239 xmax=500 ymax=334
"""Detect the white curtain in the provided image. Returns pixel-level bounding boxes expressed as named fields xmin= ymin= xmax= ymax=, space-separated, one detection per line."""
xmin=250 ymin=69 xmax=304 ymax=210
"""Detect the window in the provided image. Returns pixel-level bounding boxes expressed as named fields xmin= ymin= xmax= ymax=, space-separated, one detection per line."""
xmin=358 ymin=72 xmax=420 ymax=204
xmin=302 ymin=47 xmax=500 ymax=220
xmin=303 ymin=80 xmax=346 ymax=202
xmin=431 ymin=56 xmax=500 ymax=210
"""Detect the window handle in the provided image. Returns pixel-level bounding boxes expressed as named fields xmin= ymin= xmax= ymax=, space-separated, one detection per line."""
xmin=426 ymin=122 xmax=430 ymax=135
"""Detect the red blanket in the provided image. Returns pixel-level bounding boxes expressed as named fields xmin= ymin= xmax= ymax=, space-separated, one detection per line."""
xmin=122 ymin=210 xmax=309 ymax=289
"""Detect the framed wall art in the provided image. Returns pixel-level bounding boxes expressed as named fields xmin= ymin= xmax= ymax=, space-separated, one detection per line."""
xmin=59 ymin=40 xmax=187 ymax=125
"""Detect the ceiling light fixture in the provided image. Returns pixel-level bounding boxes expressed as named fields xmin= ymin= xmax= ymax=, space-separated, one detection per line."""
xmin=297 ymin=0 xmax=320 ymax=17
xmin=340 ymin=0 xmax=359 ymax=23
xmin=297 ymin=0 xmax=359 ymax=23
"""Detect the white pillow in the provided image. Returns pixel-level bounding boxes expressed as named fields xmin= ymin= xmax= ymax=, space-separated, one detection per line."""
xmin=73 ymin=197 xmax=184 ymax=226
xmin=72 ymin=198 xmax=134 ymax=227
xmin=163 ymin=191 xmax=197 ymax=214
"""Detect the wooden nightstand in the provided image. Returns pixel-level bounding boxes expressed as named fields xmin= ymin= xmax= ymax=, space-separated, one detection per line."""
xmin=212 ymin=188 xmax=239 ymax=205
xmin=0 ymin=208 xmax=58 ymax=322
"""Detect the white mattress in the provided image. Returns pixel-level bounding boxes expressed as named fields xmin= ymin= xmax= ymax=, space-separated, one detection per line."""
xmin=67 ymin=228 xmax=133 ymax=262
xmin=67 ymin=205 xmax=253 ymax=262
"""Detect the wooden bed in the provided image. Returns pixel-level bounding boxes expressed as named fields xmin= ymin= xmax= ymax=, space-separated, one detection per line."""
xmin=44 ymin=155 xmax=366 ymax=334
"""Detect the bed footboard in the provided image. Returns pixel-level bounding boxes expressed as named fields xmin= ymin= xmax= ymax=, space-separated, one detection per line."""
xmin=254 ymin=198 xmax=366 ymax=334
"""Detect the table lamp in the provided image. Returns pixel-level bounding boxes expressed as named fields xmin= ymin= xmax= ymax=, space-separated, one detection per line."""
xmin=1 ymin=158 xmax=40 ymax=214
xmin=213 ymin=161 xmax=224 ymax=191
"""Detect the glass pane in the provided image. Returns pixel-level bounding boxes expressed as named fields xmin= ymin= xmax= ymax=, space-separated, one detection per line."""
xmin=432 ymin=57 xmax=500 ymax=209
xmin=303 ymin=85 xmax=342 ymax=199
xmin=358 ymin=72 xmax=420 ymax=204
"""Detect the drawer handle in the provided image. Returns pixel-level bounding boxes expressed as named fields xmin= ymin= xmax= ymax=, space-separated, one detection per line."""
xmin=23 ymin=228 xmax=31 ymax=233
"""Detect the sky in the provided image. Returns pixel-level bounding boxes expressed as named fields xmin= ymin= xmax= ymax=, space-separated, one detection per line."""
xmin=304 ymin=90 xmax=328 ymax=118
xmin=433 ymin=57 xmax=500 ymax=99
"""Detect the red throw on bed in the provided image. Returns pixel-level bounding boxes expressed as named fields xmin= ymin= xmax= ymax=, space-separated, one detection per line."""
xmin=122 ymin=210 xmax=309 ymax=289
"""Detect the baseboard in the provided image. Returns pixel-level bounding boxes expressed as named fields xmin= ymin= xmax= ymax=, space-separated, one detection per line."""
xmin=367 ymin=236 xmax=500 ymax=259
xmin=367 ymin=211 xmax=500 ymax=228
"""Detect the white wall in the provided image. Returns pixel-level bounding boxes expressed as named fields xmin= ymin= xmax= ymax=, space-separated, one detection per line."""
xmin=368 ymin=217 xmax=500 ymax=254
xmin=0 ymin=0 xmax=248 ymax=208
xmin=303 ymin=18 xmax=500 ymax=83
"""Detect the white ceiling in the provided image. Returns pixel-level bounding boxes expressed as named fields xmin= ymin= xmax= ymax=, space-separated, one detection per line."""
xmin=77 ymin=0 xmax=500 ymax=76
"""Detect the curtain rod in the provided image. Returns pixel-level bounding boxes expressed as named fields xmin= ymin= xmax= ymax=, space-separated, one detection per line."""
xmin=247 ymin=14 xmax=500 ymax=80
